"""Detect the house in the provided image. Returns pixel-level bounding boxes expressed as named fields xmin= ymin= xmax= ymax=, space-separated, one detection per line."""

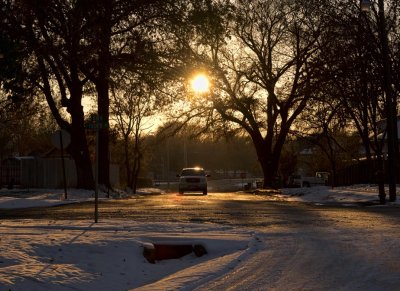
xmin=376 ymin=116 xmax=400 ymax=154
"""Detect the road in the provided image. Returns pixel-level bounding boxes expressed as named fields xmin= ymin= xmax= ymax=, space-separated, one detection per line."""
xmin=1 ymin=191 xmax=398 ymax=226
xmin=1 ymin=191 xmax=400 ymax=290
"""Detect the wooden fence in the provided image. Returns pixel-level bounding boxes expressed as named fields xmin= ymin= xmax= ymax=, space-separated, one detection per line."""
xmin=1 ymin=157 xmax=119 ymax=189
xmin=333 ymin=159 xmax=400 ymax=186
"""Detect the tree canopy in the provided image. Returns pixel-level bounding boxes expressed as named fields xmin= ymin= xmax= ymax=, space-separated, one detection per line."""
xmin=0 ymin=0 xmax=399 ymax=193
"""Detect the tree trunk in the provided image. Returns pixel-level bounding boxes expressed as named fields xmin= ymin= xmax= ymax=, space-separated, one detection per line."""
xmin=124 ymin=136 xmax=132 ymax=188
xmin=39 ymin=57 xmax=94 ymax=190
xmin=251 ymin=127 xmax=288 ymax=189
xmin=131 ymin=154 xmax=141 ymax=194
xmin=68 ymin=136 xmax=94 ymax=190
xmin=257 ymin=149 xmax=280 ymax=189
xmin=67 ymin=105 xmax=94 ymax=189
xmin=94 ymin=0 xmax=112 ymax=189
xmin=96 ymin=79 xmax=111 ymax=189
xmin=376 ymin=155 xmax=386 ymax=204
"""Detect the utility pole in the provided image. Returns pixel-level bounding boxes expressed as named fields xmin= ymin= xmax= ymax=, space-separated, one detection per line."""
xmin=377 ymin=0 xmax=398 ymax=202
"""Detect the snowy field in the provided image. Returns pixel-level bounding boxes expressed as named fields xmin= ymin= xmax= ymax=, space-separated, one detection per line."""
xmin=0 ymin=185 xmax=399 ymax=290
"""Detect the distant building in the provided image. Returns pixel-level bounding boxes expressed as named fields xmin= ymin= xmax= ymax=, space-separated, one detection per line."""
xmin=376 ymin=116 xmax=400 ymax=154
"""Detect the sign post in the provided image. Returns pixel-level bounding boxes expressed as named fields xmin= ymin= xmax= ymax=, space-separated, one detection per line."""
xmin=51 ymin=129 xmax=71 ymax=200
xmin=85 ymin=114 xmax=108 ymax=223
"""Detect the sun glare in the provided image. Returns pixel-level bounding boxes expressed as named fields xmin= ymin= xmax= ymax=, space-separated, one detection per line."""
xmin=191 ymin=74 xmax=210 ymax=93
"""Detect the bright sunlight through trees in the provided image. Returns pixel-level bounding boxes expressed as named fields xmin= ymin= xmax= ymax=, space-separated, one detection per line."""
xmin=190 ymin=74 xmax=210 ymax=93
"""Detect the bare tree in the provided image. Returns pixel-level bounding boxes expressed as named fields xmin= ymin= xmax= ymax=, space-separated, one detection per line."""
xmin=295 ymin=100 xmax=361 ymax=188
xmin=110 ymin=72 xmax=155 ymax=193
xmin=315 ymin=0 xmax=398 ymax=202
xmin=0 ymin=0 xmax=174 ymax=189
xmin=1 ymin=0 xmax=97 ymax=188
xmin=170 ymin=0 xmax=328 ymax=187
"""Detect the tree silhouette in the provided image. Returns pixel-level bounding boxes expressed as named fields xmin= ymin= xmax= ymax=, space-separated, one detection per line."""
xmin=169 ymin=0 xmax=328 ymax=187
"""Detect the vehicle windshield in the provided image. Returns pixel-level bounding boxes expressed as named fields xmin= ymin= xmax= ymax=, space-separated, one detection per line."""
xmin=181 ymin=168 xmax=205 ymax=176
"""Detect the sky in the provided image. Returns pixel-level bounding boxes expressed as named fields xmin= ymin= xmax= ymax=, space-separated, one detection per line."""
xmin=0 ymin=185 xmax=399 ymax=290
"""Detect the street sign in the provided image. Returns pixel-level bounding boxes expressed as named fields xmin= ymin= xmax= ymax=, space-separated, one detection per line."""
xmin=51 ymin=129 xmax=71 ymax=149
xmin=85 ymin=114 xmax=109 ymax=130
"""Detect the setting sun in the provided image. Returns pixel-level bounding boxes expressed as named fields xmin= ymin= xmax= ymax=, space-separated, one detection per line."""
xmin=190 ymin=74 xmax=210 ymax=93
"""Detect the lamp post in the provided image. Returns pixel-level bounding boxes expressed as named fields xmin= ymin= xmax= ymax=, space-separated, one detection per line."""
xmin=361 ymin=0 xmax=398 ymax=201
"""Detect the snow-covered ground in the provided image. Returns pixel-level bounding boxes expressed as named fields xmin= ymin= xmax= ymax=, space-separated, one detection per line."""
xmin=277 ymin=184 xmax=400 ymax=205
xmin=0 ymin=185 xmax=399 ymax=290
